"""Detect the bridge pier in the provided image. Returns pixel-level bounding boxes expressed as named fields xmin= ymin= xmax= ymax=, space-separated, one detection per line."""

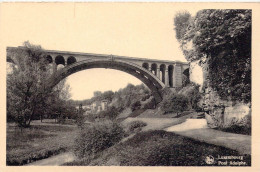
xmin=165 ymin=69 xmax=169 ymax=87
xmin=156 ymin=67 xmax=160 ymax=79
xmin=52 ymin=62 xmax=57 ymax=74
xmin=173 ymin=64 xmax=183 ymax=87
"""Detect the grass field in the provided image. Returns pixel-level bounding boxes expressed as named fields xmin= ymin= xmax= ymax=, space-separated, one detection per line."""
xmin=6 ymin=121 xmax=78 ymax=165
xmin=65 ymin=130 xmax=251 ymax=166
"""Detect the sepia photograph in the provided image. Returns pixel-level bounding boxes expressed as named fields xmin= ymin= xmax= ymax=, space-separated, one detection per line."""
xmin=1 ymin=2 xmax=259 ymax=170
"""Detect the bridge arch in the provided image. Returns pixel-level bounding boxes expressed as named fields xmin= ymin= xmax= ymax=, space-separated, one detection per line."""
xmin=47 ymin=59 xmax=165 ymax=103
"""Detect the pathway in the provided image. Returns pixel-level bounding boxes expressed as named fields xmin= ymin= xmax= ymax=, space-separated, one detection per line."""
xmin=165 ymin=119 xmax=251 ymax=155
xmin=26 ymin=152 xmax=76 ymax=166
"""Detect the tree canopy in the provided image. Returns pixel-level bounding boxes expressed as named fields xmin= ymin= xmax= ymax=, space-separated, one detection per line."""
xmin=7 ymin=42 xmax=75 ymax=127
xmin=174 ymin=10 xmax=251 ymax=103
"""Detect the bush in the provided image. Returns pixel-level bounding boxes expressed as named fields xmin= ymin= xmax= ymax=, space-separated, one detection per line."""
xmin=141 ymin=94 xmax=151 ymax=101
xmin=161 ymin=93 xmax=189 ymax=114
xmin=217 ymin=114 xmax=251 ymax=135
xmin=131 ymin=101 xmax=141 ymax=111
xmin=96 ymin=106 xmax=119 ymax=120
xmin=73 ymin=120 xmax=125 ymax=158
xmin=185 ymin=83 xmax=202 ymax=111
xmin=143 ymin=97 xmax=156 ymax=109
xmin=127 ymin=120 xmax=147 ymax=133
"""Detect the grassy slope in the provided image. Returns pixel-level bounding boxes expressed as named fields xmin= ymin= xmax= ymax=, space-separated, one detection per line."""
xmin=66 ymin=130 xmax=251 ymax=166
xmin=6 ymin=122 xmax=78 ymax=165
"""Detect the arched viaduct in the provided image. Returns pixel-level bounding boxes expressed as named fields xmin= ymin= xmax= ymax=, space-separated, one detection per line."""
xmin=7 ymin=47 xmax=189 ymax=103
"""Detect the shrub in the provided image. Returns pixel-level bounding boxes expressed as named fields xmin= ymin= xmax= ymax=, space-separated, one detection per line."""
xmin=161 ymin=93 xmax=189 ymax=114
xmin=141 ymin=94 xmax=151 ymax=101
xmin=143 ymin=97 xmax=156 ymax=109
xmin=73 ymin=120 xmax=125 ymax=158
xmin=96 ymin=106 xmax=119 ymax=120
xmin=131 ymin=101 xmax=141 ymax=111
xmin=127 ymin=120 xmax=147 ymax=133
xmin=185 ymin=83 xmax=202 ymax=111
xmin=218 ymin=114 xmax=251 ymax=135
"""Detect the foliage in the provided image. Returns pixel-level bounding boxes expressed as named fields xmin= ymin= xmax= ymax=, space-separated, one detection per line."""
xmin=7 ymin=42 xmax=75 ymax=127
xmin=182 ymin=83 xmax=202 ymax=111
xmin=73 ymin=120 xmax=125 ymax=158
xmin=174 ymin=11 xmax=192 ymax=41
xmin=143 ymin=97 xmax=156 ymax=109
xmin=7 ymin=42 xmax=51 ymax=127
xmin=141 ymin=94 xmax=151 ymax=101
xmin=182 ymin=74 xmax=190 ymax=87
xmin=95 ymin=106 xmax=120 ymax=120
xmin=161 ymin=93 xmax=189 ymax=114
xmin=75 ymin=105 xmax=85 ymax=127
xmin=174 ymin=10 xmax=251 ymax=103
xmin=70 ymin=84 xmax=150 ymax=113
xmin=126 ymin=120 xmax=147 ymax=133
xmin=215 ymin=113 xmax=251 ymax=135
xmin=131 ymin=100 xmax=141 ymax=111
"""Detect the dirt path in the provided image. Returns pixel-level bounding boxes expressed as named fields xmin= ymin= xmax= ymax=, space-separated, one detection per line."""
xmin=26 ymin=152 xmax=76 ymax=166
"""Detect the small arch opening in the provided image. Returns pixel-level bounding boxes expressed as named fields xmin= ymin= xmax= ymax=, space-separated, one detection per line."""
xmin=183 ymin=68 xmax=190 ymax=86
xmin=55 ymin=55 xmax=65 ymax=66
xmin=160 ymin=64 xmax=166 ymax=83
xmin=168 ymin=65 xmax=174 ymax=87
xmin=151 ymin=63 xmax=157 ymax=75
xmin=67 ymin=56 xmax=76 ymax=65
xmin=142 ymin=63 xmax=149 ymax=70
xmin=46 ymin=55 xmax=53 ymax=63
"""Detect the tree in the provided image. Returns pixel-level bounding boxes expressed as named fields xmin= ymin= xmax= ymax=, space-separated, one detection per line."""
xmin=7 ymin=41 xmax=73 ymax=127
xmin=131 ymin=100 xmax=141 ymax=111
xmin=161 ymin=93 xmax=189 ymax=115
xmin=102 ymin=90 xmax=114 ymax=102
xmin=174 ymin=10 xmax=251 ymax=103
xmin=174 ymin=11 xmax=191 ymax=41
xmin=42 ymin=79 xmax=74 ymax=123
xmin=7 ymin=41 xmax=52 ymax=127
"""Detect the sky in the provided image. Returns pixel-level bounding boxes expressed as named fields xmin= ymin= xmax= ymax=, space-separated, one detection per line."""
xmin=1 ymin=3 xmax=202 ymax=100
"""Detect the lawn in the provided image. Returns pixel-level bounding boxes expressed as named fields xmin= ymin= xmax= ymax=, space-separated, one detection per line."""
xmin=65 ymin=130 xmax=251 ymax=166
xmin=6 ymin=121 xmax=78 ymax=166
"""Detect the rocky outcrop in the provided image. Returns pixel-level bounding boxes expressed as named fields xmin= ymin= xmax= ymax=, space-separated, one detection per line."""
xmin=189 ymin=60 xmax=251 ymax=130
xmin=201 ymin=84 xmax=251 ymax=129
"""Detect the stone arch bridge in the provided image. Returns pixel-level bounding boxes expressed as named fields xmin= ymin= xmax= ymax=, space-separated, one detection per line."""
xmin=7 ymin=47 xmax=189 ymax=103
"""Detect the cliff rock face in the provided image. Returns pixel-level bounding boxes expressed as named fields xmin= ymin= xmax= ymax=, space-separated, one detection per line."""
xmin=189 ymin=60 xmax=204 ymax=88
xmin=189 ymin=61 xmax=251 ymax=129
xmin=201 ymin=81 xmax=251 ymax=129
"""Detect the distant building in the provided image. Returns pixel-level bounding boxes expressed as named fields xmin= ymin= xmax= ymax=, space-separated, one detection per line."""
xmin=90 ymin=100 xmax=109 ymax=113
xmin=101 ymin=100 xmax=108 ymax=111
